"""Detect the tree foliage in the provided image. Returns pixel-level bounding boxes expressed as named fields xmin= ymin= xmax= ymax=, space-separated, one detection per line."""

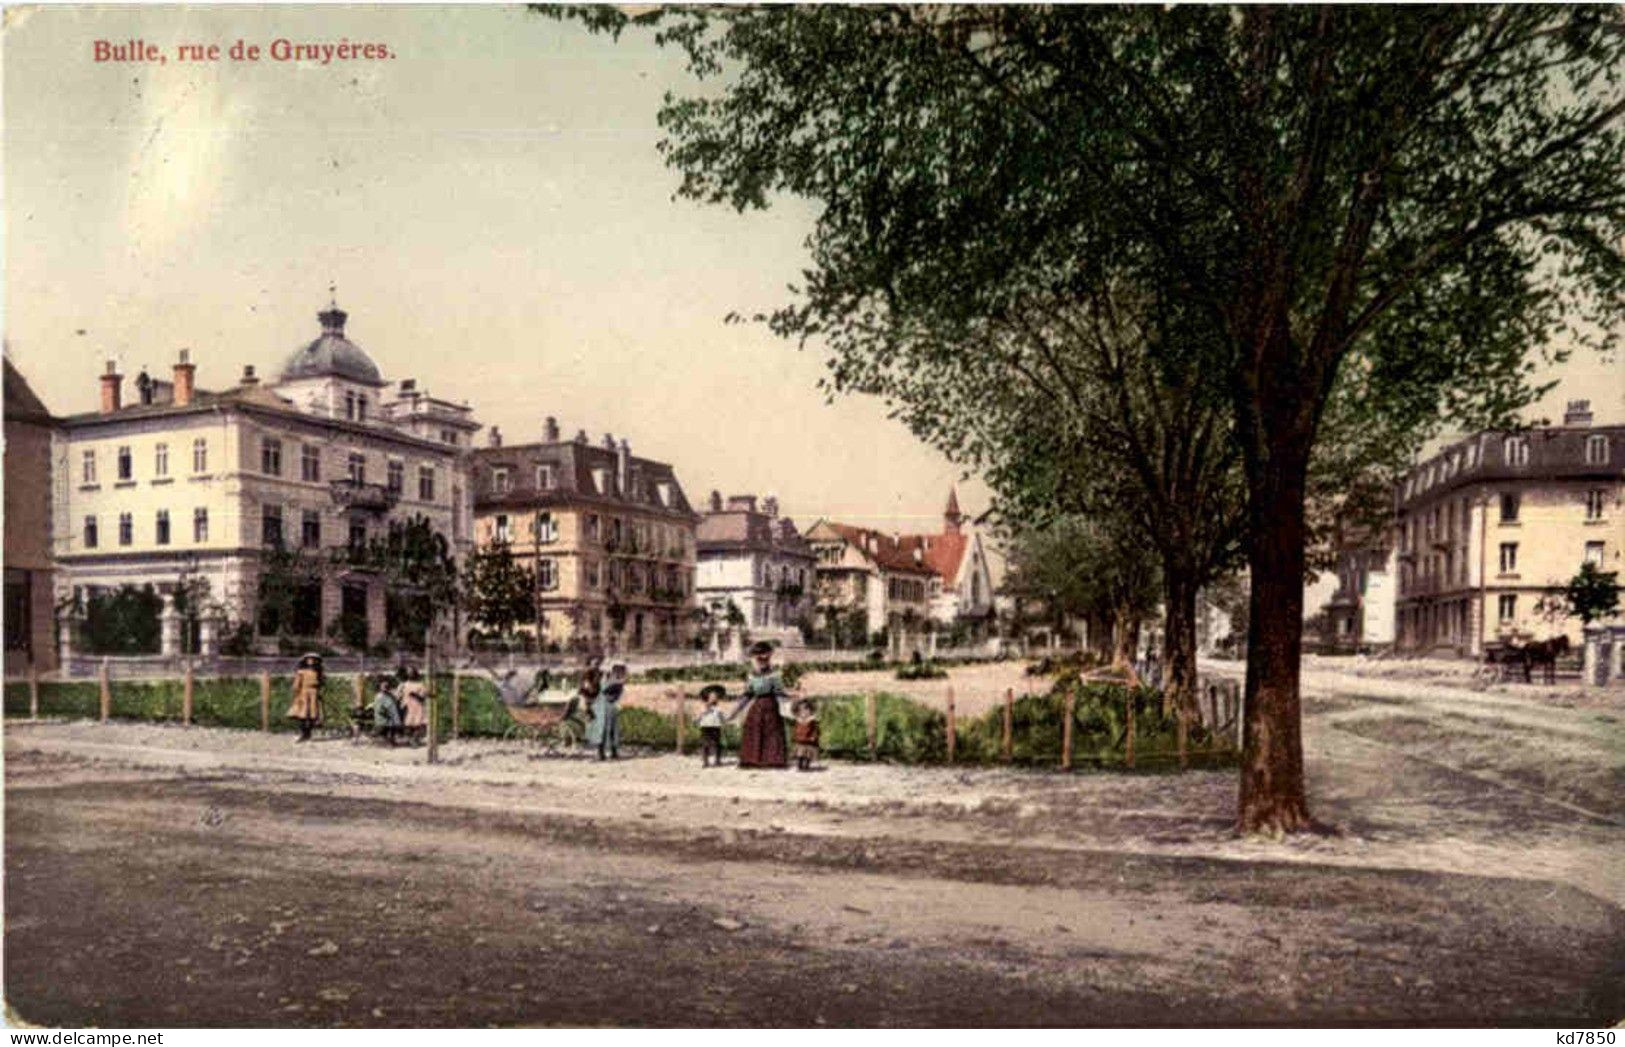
xmin=1562 ymin=561 xmax=1622 ymax=627
xmin=462 ymin=541 xmax=535 ymax=638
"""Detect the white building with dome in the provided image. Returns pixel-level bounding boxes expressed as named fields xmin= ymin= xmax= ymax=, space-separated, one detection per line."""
xmin=50 ymin=303 xmax=481 ymax=660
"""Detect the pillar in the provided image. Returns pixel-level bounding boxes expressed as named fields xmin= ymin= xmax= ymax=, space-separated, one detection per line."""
xmin=160 ymin=595 xmax=183 ymax=657
xmin=199 ymin=614 xmax=222 ymax=658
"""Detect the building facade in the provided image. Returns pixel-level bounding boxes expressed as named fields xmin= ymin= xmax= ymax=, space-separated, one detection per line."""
xmin=469 ymin=419 xmax=699 ymax=651
xmin=695 ymin=493 xmax=816 ymax=648
xmin=51 ymin=304 xmax=477 ymax=657
xmin=4 ymin=358 xmax=59 ymax=674
xmin=1393 ymin=402 xmax=1624 ymax=655
xmin=1316 ymin=524 xmax=1396 ymax=653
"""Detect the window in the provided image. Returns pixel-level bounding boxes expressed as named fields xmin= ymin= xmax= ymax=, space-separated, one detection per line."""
xmin=492 ymin=468 xmax=511 ymax=495
xmin=261 ymin=438 xmax=282 ymax=476
xmin=349 ymin=521 xmax=367 ymax=549
xmin=1584 ymin=434 xmax=1608 ymax=466
xmin=1498 ymin=542 xmax=1518 ymax=574
xmin=81 ymin=450 xmax=97 ymax=484
xmin=344 ymin=391 xmax=357 ymax=421
xmin=1499 ymin=492 xmax=1520 ymax=523
xmin=536 ymin=464 xmax=555 ymax=490
xmin=192 ymin=438 xmax=208 ymax=473
xmin=83 ymin=516 xmax=98 ymax=549
xmin=118 ymin=512 xmax=132 ymax=546
xmin=1498 ymin=594 xmax=1516 ymax=622
xmin=1586 ymin=489 xmax=1607 ymax=521
xmin=302 ymin=510 xmax=321 ymax=548
xmin=117 ymin=445 xmax=132 ymax=481
xmin=154 ymin=443 xmax=169 ymax=477
xmin=585 ymin=561 xmax=601 ymax=590
xmin=347 ymin=453 xmax=365 ymax=485
xmin=441 ymin=428 xmax=457 ymax=445
xmin=586 ymin=514 xmax=600 ymax=542
xmin=155 ymin=510 xmax=170 ymax=546
xmin=193 ymin=508 xmax=208 ymax=543
xmin=387 ymin=460 xmax=404 ymax=494
xmin=1585 ymin=541 xmax=1605 ymax=567
xmin=494 ymin=514 xmax=511 ymax=543
xmin=535 ymin=512 xmax=557 ymax=544
xmin=301 ymin=445 xmax=321 ymax=482
xmin=538 ymin=559 xmax=558 ymax=591
xmin=611 ymin=518 xmax=624 ymax=547
xmin=356 ymin=396 xmax=367 ymax=422
xmin=418 ymin=466 xmax=436 ymax=502
xmin=262 ymin=505 xmax=283 ymax=547
xmin=1504 ymin=436 xmax=1529 ymax=466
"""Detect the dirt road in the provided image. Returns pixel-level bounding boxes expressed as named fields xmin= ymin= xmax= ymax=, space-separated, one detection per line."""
xmin=5 ymin=666 xmax=1623 ymax=1027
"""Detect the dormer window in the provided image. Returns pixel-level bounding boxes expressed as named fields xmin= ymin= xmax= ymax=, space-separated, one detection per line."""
xmin=1585 ymin=434 xmax=1609 ymax=465
xmin=536 ymin=464 xmax=555 ymax=490
xmin=345 ymin=391 xmax=357 ymax=420
xmin=492 ymin=468 xmax=511 ymax=495
xmin=1504 ymin=436 xmax=1529 ymax=466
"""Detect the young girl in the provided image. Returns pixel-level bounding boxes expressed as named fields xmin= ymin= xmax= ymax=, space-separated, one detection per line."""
xmin=372 ymin=674 xmax=404 ymax=746
xmin=399 ymin=666 xmax=428 ymax=746
xmin=286 ymin=653 xmax=324 ymax=743
xmin=695 ymin=684 xmax=727 ymax=768
xmin=792 ymin=698 xmax=820 ymax=772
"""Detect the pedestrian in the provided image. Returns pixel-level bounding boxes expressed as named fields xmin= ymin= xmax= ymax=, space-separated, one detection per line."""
xmin=373 ymin=673 xmax=404 ymax=746
xmin=286 ymin=653 xmax=324 ymax=743
xmin=399 ymin=666 xmax=428 ymax=746
xmin=696 ymin=684 xmax=727 ymax=768
xmin=567 ymin=653 xmax=603 ymax=725
xmin=728 ymin=641 xmax=790 ymax=769
xmin=792 ymin=698 xmax=820 ymax=772
xmin=585 ymin=662 xmax=626 ymax=760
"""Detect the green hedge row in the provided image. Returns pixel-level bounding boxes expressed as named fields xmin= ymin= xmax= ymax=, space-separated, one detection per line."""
xmin=4 ymin=676 xmax=1233 ymax=770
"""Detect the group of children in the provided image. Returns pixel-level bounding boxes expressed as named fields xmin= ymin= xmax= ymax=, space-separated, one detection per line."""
xmin=365 ymin=667 xmax=431 ymax=746
xmin=692 ymin=684 xmax=821 ymax=771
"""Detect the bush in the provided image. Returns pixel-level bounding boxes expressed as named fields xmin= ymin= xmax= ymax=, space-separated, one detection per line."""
xmin=895 ymin=661 xmax=949 ymax=681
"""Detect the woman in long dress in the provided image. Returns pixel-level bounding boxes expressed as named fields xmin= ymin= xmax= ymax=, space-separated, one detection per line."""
xmin=730 ymin=641 xmax=790 ymax=769
xmin=286 ymin=653 xmax=325 ymax=743
xmin=399 ymin=666 xmax=428 ymax=746
xmin=584 ymin=662 xmax=625 ymax=760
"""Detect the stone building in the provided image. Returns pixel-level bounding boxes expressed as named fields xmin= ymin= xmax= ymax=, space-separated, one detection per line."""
xmin=1393 ymin=401 xmax=1624 ymax=655
xmin=4 ymin=358 xmax=59 ymax=674
xmin=1316 ymin=523 xmax=1396 ymax=653
xmin=51 ymin=303 xmax=478 ymax=657
xmin=695 ymin=493 xmax=816 ymax=648
xmin=469 ymin=419 xmax=699 ymax=651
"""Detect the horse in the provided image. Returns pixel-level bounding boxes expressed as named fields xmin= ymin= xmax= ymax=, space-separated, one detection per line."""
xmin=1520 ymin=635 xmax=1571 ymax=685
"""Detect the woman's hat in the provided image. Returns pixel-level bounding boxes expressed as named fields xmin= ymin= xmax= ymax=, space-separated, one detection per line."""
xmin=697 ymin=684 xmax=727 ymax=701
xmin=748 ymin=640 xmax=774 ymax=657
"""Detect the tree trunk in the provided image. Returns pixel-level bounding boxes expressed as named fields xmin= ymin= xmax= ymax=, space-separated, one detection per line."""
xmin=1237 ymin=439 xmax=1316 ymax=834
xmin=1162 ymin=566 xmax=1200 ymax=725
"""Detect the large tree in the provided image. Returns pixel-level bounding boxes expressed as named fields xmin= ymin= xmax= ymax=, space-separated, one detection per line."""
xmin=462 ymin=540 xmax=536 ymax=642
xmin=568 ymin=5 xmax=1625 ymax=832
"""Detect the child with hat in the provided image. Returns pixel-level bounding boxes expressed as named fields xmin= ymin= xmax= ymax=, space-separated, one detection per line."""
xmin=695 ymin=684 xmax=728 ymax=768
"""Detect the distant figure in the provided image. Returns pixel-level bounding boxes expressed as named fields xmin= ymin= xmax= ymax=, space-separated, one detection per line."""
xmin=696 ymin=684 xmax=727 ymax=768
xmin=730 ymin=641 xmax=790 ymax=769
xmin=286 ymin=653 xmax=324 ymax=743
xmin=399 ymin=666 xmax=428 ymax=746
xmin=373 ymin=674 xmax=404 ymax=746
xmin=792 ymin=698 xmax=820 ymax=772
xmin=585 ymin=662 xmax=626 ymax=760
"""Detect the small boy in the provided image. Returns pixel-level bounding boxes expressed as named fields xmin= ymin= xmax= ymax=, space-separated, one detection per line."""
xmin=792 ymin=698 xmax=820 ymax=772
xmin=696 ymin=684 xmax=727 ymax=768
xmin=372 ymin=674 xmax=404 ymax=747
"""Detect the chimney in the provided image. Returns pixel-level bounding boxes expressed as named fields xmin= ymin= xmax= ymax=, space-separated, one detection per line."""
xmin=709 ymin=490 xmax=723 ymax=513
xmin=240 ymin=364 xmax=259 ymax=387
xmin=617 ymin=438 xmax=631 ymax=496
xmin=488 ymin=426 xmax=502 ymax=448
xmin=544 ymin=416 xmax=560 ymax=443
xmin=173 ymin=349 xmax=195 ymax=407
xmin=1564 ymin=399 xmax=1594 ymax=427
xmin=726 ymin=495 xmax=758 ymax=514
xmin=574 ymin=429 xmax=589 ymax=445
xmin=762 ymin=496 xmax=779 ymax=517
xmin=602 ymin=433 xmax=616 ymax=450
xmin=98 ymin=359 xmax=122 ymax=413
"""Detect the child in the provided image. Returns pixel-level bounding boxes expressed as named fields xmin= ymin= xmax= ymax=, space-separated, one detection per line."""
xmin=696 ymin=684 xmax=727 ymax=768
xmin=792 ymin=698 xmax=820 ymax=772
xmin=372 ymin=674 xmax=404 ymax=746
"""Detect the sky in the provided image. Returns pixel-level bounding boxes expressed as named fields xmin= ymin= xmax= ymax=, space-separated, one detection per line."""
xmin=5 ymin=4 xmax=1620 ymax=577
xmin=3 ymin=4 xmax=984 ymax=539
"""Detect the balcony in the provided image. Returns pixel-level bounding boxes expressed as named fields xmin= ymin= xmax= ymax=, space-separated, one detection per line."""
xmin=329 ymin=479 xmax=400 ymax=514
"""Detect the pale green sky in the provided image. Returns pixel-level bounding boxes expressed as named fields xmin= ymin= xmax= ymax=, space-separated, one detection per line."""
xmin=5 ymin=5 xmax=1619 ymax=550
xmin=4 ymin=4 xmax=986 ymax=536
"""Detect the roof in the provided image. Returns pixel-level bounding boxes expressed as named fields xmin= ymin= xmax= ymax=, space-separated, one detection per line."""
xmin=3 ymin=357 xmax=55 ymax=424
xmin=471 ymin=441 xmax=697 ymax=519
xmin=895 ymin=532 xmax=969 ymax=586
xmin=698 ymin=510 xmax=815 ymax=558
xmin=279 ymin=307 xmax=385 ymax=386
xmin=818 ymin=522 xmax=938 ymax=576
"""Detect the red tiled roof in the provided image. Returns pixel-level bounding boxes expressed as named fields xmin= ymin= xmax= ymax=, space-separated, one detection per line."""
xmin=825 ymin=523 xmax=937 ymax=576
xmin=896 ymin=532 xmax=968 ymax=587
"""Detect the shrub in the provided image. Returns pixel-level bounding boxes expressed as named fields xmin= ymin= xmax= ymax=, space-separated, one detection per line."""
xmin=895 ymin=661 xmax=949 ymax=681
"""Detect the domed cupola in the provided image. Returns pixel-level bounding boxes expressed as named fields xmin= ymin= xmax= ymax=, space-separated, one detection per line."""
xmin=280 ymin=301 xmax=384 ymax=386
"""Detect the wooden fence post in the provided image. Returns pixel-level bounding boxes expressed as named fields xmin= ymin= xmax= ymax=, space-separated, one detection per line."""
xmin=260 ymin=671 xmax=271 ymax=732
xmin=1002 ymin=687 xmax=1014 ymax=762
xmin=1061 ymin=685 xmax=1076 ymax=771
xmin=451 ymin=673 xmax=462 ymax=741
xmin=182 ymin=663 xmax=195 ymax=725
xmin=29 ymin=664 xmax=40 ymax=721
xmin=99 ymin=659 xmax=111 ymax=723
xmin=675 ymin=689 xmax=686 ymax=754
xmin=1125 ymin=687 xmax=1136 ymax=770
xmin=945 ymin=687 xmax=956 ymax=763
xmin=865 ymin=692 xmax=877 ymax=759
xmin=426 ymin=643 xmax=439 ymax=765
